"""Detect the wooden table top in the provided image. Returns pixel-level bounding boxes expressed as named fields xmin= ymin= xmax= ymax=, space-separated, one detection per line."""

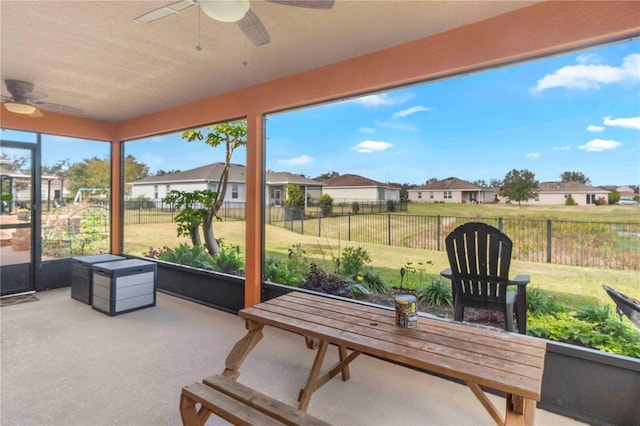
xmin=239 ymin=291 xmax=546 ymax=401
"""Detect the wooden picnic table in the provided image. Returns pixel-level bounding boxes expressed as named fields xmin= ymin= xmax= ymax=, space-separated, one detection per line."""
xmin=222 ymin=291 xmax=546 ymax=426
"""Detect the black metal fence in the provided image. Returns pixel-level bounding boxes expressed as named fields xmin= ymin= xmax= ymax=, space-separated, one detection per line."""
xmin=121 ymin=199 xmax=247 ymax=224
xmin=275 ymin=212 xmax=640 ymax=271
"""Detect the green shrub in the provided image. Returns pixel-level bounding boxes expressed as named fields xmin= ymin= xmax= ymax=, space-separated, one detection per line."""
xmin=207 ymin=245 xmax=244 ymax=275
xmin=263 ymin=257 xmax=306 ymax=286
xmin=158 ymin=243 xmax=211 ymax=269
xmin=575 ymin=304 xmax=615 ymax=323
xmin=318 ymin=194 xmax=333 ymax=216
xmin=358 ymin=267 xmax=390 ymax=293
xmin=565 ymin=195 xmax=576 ymax=206
xmin=526 ymin=287 xmax=566 ymax=316
xmin=338 ymin=246 xmax=370 ymax=276
xmin=417 ymin=277 xmax=452 ymax=307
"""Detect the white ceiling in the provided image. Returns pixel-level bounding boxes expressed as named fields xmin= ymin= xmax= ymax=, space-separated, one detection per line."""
xmin=0 ymin=0 xmax=538 ymax=122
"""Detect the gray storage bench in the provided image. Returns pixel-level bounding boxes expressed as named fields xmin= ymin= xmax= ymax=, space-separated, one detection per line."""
xmin=91 ymin=258 xmax=156 ymax=316
xmin=71 ymin=254 xmax=125 ymax=304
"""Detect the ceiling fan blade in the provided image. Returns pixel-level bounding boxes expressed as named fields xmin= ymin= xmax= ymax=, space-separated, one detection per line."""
xmin=29 ymin=108 xmax=44 ymax=118
xmin=237 ymin=9 xmax=270 ymax=46
xmin=267 ymin=0 xmax=334 ymax=9
xmin=134 ymin=0 xmax=196 ymax=24
xmin=0 ymin=95 xmax=11 ymax=102
xmin=22 ymin=91 xmax=48 ymax=101
xmin=33 ymin=101 xmax=82 ymax=115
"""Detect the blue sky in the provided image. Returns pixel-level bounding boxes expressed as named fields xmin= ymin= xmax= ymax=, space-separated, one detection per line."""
xmin=4 ymin=40 xmax=639 ymax=187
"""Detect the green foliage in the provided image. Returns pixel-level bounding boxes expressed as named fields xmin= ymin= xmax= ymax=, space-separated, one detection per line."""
xmin=263 ymin=244 xmax=310 ymax=286
xmin=565 ymin=195 xmax=576 ymax=206
xmin=358 ymin=267 xmax=391 ymax=293
xmin=528 ymin=312 xmax=640 ymax=358
xmin=502 ymin=168 xmax=539 ymax=204
xmin=575 ymin=304 xmax=615 ymax=323
xmin=300 ymin=263 xmax=353 ymax=298
xmin=164 ymin=189 xmax=217 ymax=247
xmin=399 ymin=260 xmax=433 ymax=289
xmin=284 ymin=184 xmax=305 ymax=209
xmin=338 ymin=246 xmax=371 ymax=276
xmin=318 ymin=194 xmax=333 ymax=216
xmin=158 ymin=243 xmax=211 ymax=269
xmin=608 ymin=189 xmax=621 ymax=205
xmin=526 ymin=287 xmax=566 ymax=316
xmin=67 ymin=155 xmax=148 ymax=196
xmin=157 ymin=242 xmax=245 ymax=276
xmin=560 ymin=171 xmax=591 ymax=185
xmin=417 ymin=277 xmax=452 ymax=306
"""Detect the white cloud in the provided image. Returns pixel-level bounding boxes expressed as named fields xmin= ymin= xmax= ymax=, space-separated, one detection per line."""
xmin=354 ymin=93 xmax=413 ymax=107
xmin=359 ymin=127 xmax=376 ymax=134
xmin=553 ymin=145 xmax=572 ymax=151
xmin=530 ymin=53 xmax=640 ymax=93
xmin=576 ymin=53 xmax=603 ymax=65
xmin=351 ymin=140 xmax=393 ymax=153
xmin=374 ymin=120 xmax=417 ymax=132
xmin=603 ymin=116 xmax=640 ymax=130
xmin=586 ymin=125 xmax=605 ymax=132
xmin=526 ymin=152 xmax=541 ymax=159
xmin=392 ymin=105 xmax=431 ymax=120
xmin=280 ymin=155 xmax=313 ymax=165
xmin=578 ymin=139 xmax=622 ymax=152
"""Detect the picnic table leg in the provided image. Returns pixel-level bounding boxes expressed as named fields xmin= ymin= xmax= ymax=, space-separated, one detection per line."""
xmin=298 ymin=339 xmax=329 ymax=411
xmin=505 ymin=394 xmax=536 ymax=426
xmin=338 ymin=345 xmax=350 ymax=381
xmin=222 ymin=320 xmax=264 ymax=380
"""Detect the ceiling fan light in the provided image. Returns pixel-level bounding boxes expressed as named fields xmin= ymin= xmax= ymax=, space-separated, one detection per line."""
xmin=200 ymin=0 xmax=250 ymax=22
xmin=4 ymin=102 xmax=36 ymax=115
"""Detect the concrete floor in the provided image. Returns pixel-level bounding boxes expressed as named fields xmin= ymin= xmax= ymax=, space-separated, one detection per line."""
xmin=1 ymin=288 xmax=586 ymax=426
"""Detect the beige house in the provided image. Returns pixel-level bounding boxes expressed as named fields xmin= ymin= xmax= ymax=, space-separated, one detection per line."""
xmin=520 ymin=181 xmax=609 ymax=205
xmin=130 ymin=164 xmax=323 ymax=207
xmin=321 ymin=174 xmax=400 ymax=203
xmin=407 ymin=177 xmax=495 ymax=204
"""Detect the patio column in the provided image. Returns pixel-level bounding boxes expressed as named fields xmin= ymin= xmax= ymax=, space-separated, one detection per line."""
xmin=111 ymin=140 xmax=123 ymax=254
xmin=245 ymin=111 xmax=264 ymax=307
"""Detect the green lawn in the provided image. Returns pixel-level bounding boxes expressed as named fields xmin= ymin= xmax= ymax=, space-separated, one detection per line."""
xmin=124 ymin=220 xmax=640 ymax=306
xmin=402 ymin=202 xmax=640 ymax=223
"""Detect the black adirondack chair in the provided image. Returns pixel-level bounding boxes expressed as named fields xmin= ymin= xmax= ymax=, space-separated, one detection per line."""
xmin=440 ymin=222 xmax=530 ymax=334
xmin=603 ymin=284 xmax=640 ymax=328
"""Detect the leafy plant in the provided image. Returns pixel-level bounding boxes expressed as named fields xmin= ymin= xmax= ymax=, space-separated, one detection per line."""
xmin=358 ymin=267 xmax=390 ymax=293
xmin=417 ymin=277 xmax=452 ymax=306
xmin=526 ymin=287 xmax=566 ymax=316
xmin=264 ymin=257 xmax=306 ymax=286
xmin=207 ymin=244 xmax=244 ymax=275
xmin=300 ymin=263 xmax=353 ymax=298
xmin=338 ymin=246 xmax=370 ymax=276
xmin=575 ymin=304 xmax=614 ymax=323
xmin=158 ymin=243 xmax=211 ymax=268
xmin=318 ymin=193 xmax=333 ymax=216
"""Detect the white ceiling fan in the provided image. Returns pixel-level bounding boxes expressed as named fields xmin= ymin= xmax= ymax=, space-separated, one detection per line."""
xmin=1 ymin=79 xmax=82 ymax=117
xmin=134 ymin=0 xmax=335 ymax=46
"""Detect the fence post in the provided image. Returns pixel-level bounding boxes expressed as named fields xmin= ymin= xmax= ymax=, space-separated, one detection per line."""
xmin=138 ymin=202 xmax=142 ymax=224
xmin=301 ymin=210 xmax=304 ymax=235
xmin=348 ymin=213 xmax=351 ymax=241
xmin=498 ymin=217 xmax=503 ymax=231
xmin=437 ymin=215 xmax=441 ymax=251
xmin=546 ymin=218 xmax=552 ymax=263
xmin=388 ymin=213 xmax=391 ymax=245
xmin=318 ymin=214 xmax=321 ymax=237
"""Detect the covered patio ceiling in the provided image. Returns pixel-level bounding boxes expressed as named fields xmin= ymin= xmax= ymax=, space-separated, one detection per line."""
xmin=0 ymin=1 xmax=542 ymax=123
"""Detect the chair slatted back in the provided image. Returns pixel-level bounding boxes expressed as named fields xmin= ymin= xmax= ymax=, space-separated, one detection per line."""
xmin=445 ymin=222 xmax=513 ymax=310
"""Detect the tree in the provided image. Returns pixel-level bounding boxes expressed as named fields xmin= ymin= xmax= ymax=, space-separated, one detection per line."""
xmin=42 ymin=159 xmax=70 ymax=177
xmin=502 ymin=169 xmax=539 ymax=205
xmin=284 ymin=184 xmax=305 ymax=208
xmin=425 ymin=177 xmax=438 ymax=185
xmin=179 ymin=120 xmax=247 ymax=255
xmin=560 ymin=171 xmax=591 ymax=185
xmin=608 ymin=189 xmax=621 ymax=205
xmin=472 ymin=179 xmax=488 ymax=188
xmin=66 ymin=155 xmax=149 ymax=197
xmin=489 ymin=178 xmax=503 ymax=188
xmin=314 ymin=171 xmax=339 ymax=180
xmin=155 ymin=169 xmax=181 ymax=176
xmin=387 ymin=182 xmax=417 ymax=200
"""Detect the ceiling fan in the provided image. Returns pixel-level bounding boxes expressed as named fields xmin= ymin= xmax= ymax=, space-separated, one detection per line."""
xmin=134 ymin=0 xmax=335 ymax=46
xmin=1 ymin=79 xmax=82 ymax=117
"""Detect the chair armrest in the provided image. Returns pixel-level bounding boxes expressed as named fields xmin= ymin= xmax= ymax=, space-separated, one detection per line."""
xmin=440 ymin=268 xmax=452 ymax=279
xmin=509 ymin=274 xmax=530 ymax=286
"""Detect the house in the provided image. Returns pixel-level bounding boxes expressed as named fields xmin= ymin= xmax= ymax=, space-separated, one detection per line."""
xmin=131 ymin=163 xmax=247 ymax=203
xmin=130 ymin=163 xmax=324 ymax=207
xmin=524 ymin=181 xmax=610 ymax=205
xmin=265 ymin=172 xmax=324 ymax=207
xmin=320 ymin=174 xmax=400 ymax=203
xmin=617 ymin=186 xmax=638 ymax=202
xmin=407 ymin=177 xmax=495 ymax=204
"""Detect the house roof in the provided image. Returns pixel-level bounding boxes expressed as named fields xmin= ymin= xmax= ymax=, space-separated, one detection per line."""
xmin=265 ymin=172 xmax=323 ymax=187
xmin=538 ymin=181 xmax=609 ymax=193
xmin=131 ymin=163 xmax=246 ymax=185
xmin=412 ymin=177 xmax=485 ymax=191
xmin=322 ymin=174 xmax=398 ymax=189
xmin=131 ymin=164 xmax=322 ymax=187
